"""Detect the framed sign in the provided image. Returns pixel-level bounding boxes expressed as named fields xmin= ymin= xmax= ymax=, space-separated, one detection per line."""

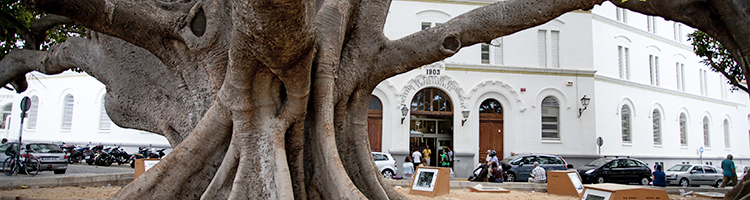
xmin=412 ymin=168 xmax=439 ymax=192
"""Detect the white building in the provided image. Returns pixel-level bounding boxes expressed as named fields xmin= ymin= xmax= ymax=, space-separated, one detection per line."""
xmin=0 ymin=1 xmax=747 ymax=178
xmin=368 ymin=1 xmax=750 ymax=177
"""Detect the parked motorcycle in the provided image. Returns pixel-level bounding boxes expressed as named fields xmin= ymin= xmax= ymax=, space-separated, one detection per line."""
xmin=86 ymin=145 xmax=104 ymax=165
xmin=108 ymin=146 xmax=130 ymax=166
xmin=69 ymin=145 xmax=86 ymax=164
xmin=61 ymin=143 xmax=85 ymax=164
xmin=129 ymin=147 xmax=166 ymax=168
xmin=94 ymin=146 xmax=115 ymax=166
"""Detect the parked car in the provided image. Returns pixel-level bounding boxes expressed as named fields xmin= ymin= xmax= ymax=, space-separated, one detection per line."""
xmin=665 ymin=164 xmax=724 ymax=187
xmin=372 ymin=152 xmax=397 ymax=179
xmin=0 ymin=142 xmax=68 ymax=174
xmin=577 ymin=157 xmax=652 ymax=185
xmin=500 ymin=154 xmax=569 ymax=182
xmin=737 ymin=165 xmax=749 ymax=181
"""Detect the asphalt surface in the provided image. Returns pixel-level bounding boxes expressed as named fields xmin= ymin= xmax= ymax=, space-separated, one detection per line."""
xmin=0 ymin=162 xmax=134 ymax=180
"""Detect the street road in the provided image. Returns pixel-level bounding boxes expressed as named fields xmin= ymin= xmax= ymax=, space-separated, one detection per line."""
xmin=0 ymin=163 xmax=133 ymax=180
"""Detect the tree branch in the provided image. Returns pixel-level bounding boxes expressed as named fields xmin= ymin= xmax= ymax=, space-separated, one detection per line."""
xmin=29 ymin=14 xmax=75 ymax=47
xmin=706 ymin=54 xmax=750 ymax=93
xmin=25 ymin=0 xmax=194 ymax=52
xmin=0 ymin=10 xmax=37 ymax=49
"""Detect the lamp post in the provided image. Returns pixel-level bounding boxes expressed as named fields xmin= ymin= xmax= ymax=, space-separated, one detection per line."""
xmin=578 ymin=95 xmax=591 ymax=118
xmin=400 ymin=105 xmax=409 ymax=124
xmin=461 ymin=109 xmax=470 ymax=126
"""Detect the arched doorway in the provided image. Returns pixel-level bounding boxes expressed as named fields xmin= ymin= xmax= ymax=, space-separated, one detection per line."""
xmin=409 ymin=88 xmax=453 ymax=167
xmin=368 ymin=95 xmax=383 ymax=152
xmin=478 ymin=99 xmax=503 ymax=163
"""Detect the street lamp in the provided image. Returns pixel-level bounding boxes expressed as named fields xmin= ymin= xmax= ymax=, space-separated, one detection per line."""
xmin=578 ymin=95 xmax=591 ymax=118
xmin=461 ymin=109 xmax=470 ymax=126
xmin=400 ymin=105 xmax=409 ymax=124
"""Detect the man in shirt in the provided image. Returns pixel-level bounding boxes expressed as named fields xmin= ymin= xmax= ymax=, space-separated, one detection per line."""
xmin=422 ymin=145 xmax=432 ymax=166
xmin=411 ymin=148 xmax=422 ymax=167
xmin=528 ymin=162 xmax=546 ymax=183
xmin=720 ymin=154 xmax=737 ymax=188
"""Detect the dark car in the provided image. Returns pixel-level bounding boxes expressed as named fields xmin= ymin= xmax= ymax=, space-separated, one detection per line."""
xmin=577 ymin=157 xmax=651 ymax=185
xmin=500 ymin=154 xmax=569 ymax=182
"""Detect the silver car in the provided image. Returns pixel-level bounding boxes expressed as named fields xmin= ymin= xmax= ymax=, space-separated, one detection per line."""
xmin=372 ymin=152 xmax=396 ymax=179
xmin=665 ymin=164 xmax=723 ymax=187
xmin=0 ymin=142 xmax=68 ymax=174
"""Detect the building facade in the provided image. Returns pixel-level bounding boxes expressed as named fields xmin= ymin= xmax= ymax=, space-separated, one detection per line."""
xmin=369 ymin=1 xmax=750 ymax=178
xmin=0 ymin=1 xmax=747 ymax=178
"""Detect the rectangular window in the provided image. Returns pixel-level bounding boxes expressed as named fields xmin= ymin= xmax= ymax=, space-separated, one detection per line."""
xmin=493 ymin=37 xmax=503 ymax=65
xmin=616 ymin=8 xmax=627 ymax=23
xmin=618 ymin=46 xmax=630 ymax=79
xmin=676 ymin=63 xmax=685 ymax=91
xmin=649 ymin=55 xmax=659 ymax=86
xmin=551 ymin=30 xmax=560 ymax=68
xmin=647 ymin=16 xmax=657 ymax=34
xmin=724 ymin=120 xmax=730 ymax=148
xmin=481 ymin=44 xmax=490 ymax=64
xmin=421 ymin=22 xmax=431 ymax=30
xmin=538 ymin=30 xmax=547 ymax=67
xmin=720 ymin=76 xmax=728 ymax=99
xmin=698 ymin=69 xmax=708 ymax=96
xmin=674 ymin=23 xmax=683 ymax=41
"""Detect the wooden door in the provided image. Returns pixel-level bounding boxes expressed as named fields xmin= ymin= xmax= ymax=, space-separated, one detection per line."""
xmin=368 ymin=116 xmax=382 ymax=152
xmin=479 ymin=118 xmax=503 ymax=163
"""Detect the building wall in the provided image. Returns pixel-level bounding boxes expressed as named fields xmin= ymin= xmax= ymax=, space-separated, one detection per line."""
xmin=1 ymin=72 xmax=171 ymax=152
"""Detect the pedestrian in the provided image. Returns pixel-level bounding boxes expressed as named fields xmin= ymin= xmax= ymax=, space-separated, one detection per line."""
xmin=652 ymin=165 xmax=667 ymax=187
xmin=486 ymin=150 xmax=498 ymax=166
xmin=422 ymin=144 xmax=432 ymax=166
xmin=1 ymin=138 xmax=6 ymax=144
xmin=446 ymin=146 xmax=454 ymax=168
xmin=528 ymin=162 xmax=546 ymax=183
xmin=720 ymin=154 xmax=738 ymax=188
xmin=418 ymin=158 xmax=427 ymax=167
xmin=489 ymin=162 xmax=504 ymax=182
xmin=440 ymin=148 xmax=450 ymax=167
xmin=411 ymin=147 xmax=422 ymax=167
xmin=403 ymin=157 xmax=414 ymax=179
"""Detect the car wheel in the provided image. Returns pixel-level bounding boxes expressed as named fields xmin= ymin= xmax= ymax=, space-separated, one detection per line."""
xmin=596 ymin=176 xmax=605 ymax=184
xmin=54 ymin=169 xmax=66 ymax=174
xmin=381 ymin=170 xmax=394 ymax=179
xmin=679 ymin=178 xmax=689 ymax=187
xmin=715 ymin=179 xmax=723 ymax=187
xmin=640 ymin=177 xmax=650 ymax=186
xmin=506 ymin=172 xmax=516 ymax=182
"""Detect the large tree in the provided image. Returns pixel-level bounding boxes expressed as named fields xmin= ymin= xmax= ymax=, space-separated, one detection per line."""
xmin=1 ymin=0 xmax=750 ymax=199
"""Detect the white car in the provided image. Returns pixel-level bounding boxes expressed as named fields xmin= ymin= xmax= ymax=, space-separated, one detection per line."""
xmin=372 ymin=152 xmax=397 ymax=179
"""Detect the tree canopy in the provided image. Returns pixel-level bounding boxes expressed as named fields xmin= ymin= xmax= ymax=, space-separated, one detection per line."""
xmin=689 ymin=30 xmax=748 ymax=93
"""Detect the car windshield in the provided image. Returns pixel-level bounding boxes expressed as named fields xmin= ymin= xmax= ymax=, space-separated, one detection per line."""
xmin=27 ymin=144 xmax=64 ymax=153
xmin=667 ymin=165 xmax=692 ymax=172
xmin=500 ymin=155 xmax=520 ymax=164
xmin=584 ymin=158 xmax=610 ymax=167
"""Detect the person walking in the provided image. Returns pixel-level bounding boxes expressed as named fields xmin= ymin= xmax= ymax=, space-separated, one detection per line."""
xmin=422 ymin=145 xmax=432 ymax=166
xmin=411 ymin=148 xmax=422 ymax=167
xmin=446 ymin=146 xmax=454 ymax=168
xmin=720 ymin=154 xmax=738 ymax=188
xmin=440 ymin=149 xmax=450 ymax=167
xmin=528 ymin=162 xmax=546 ymax=183
xmin=652 ymin=165 xmax=667 ymax=187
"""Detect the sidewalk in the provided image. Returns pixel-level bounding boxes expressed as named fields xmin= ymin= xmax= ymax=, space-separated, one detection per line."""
xmin=0 ymin=172 xmax=733 ymax=196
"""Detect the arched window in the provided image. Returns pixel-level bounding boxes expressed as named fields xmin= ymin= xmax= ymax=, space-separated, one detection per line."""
xmin=26 ymin=96 xmax=39 ymax=129
xmin=541 ymin=96 xmax=560 ymax=140
xmin=99 ymin=97 xmax=111 ymax=131
xmin=652 ymin=109 xmax=662 ymax=145
xmin=1 ymin=104 xmax=10 ymax=129
xmin=368 ymin=95 xmax=382 ymax=111
xmin=723 ymin=119 xmax=730 ymax=148
xmin=621 ymin=105 xmax=632 ymax=143
xmin=679 ymin=113 xmax=687 ymax=146
xmin=703 ymin=117 xmax=710 ymax=147
xmin=479 ymin=99 xmax=502 ymax=114
xmin=410 ymin=88 xmax=452 ymax=115
xmin=61 ymin=94 xmax=75 ymax=130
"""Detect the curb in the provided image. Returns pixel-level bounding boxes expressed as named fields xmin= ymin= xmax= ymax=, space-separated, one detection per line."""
xmin=385 ymin=179 xmax=733 ymax=195
xmin=0 ymin=173 xmax=134 ymax=189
